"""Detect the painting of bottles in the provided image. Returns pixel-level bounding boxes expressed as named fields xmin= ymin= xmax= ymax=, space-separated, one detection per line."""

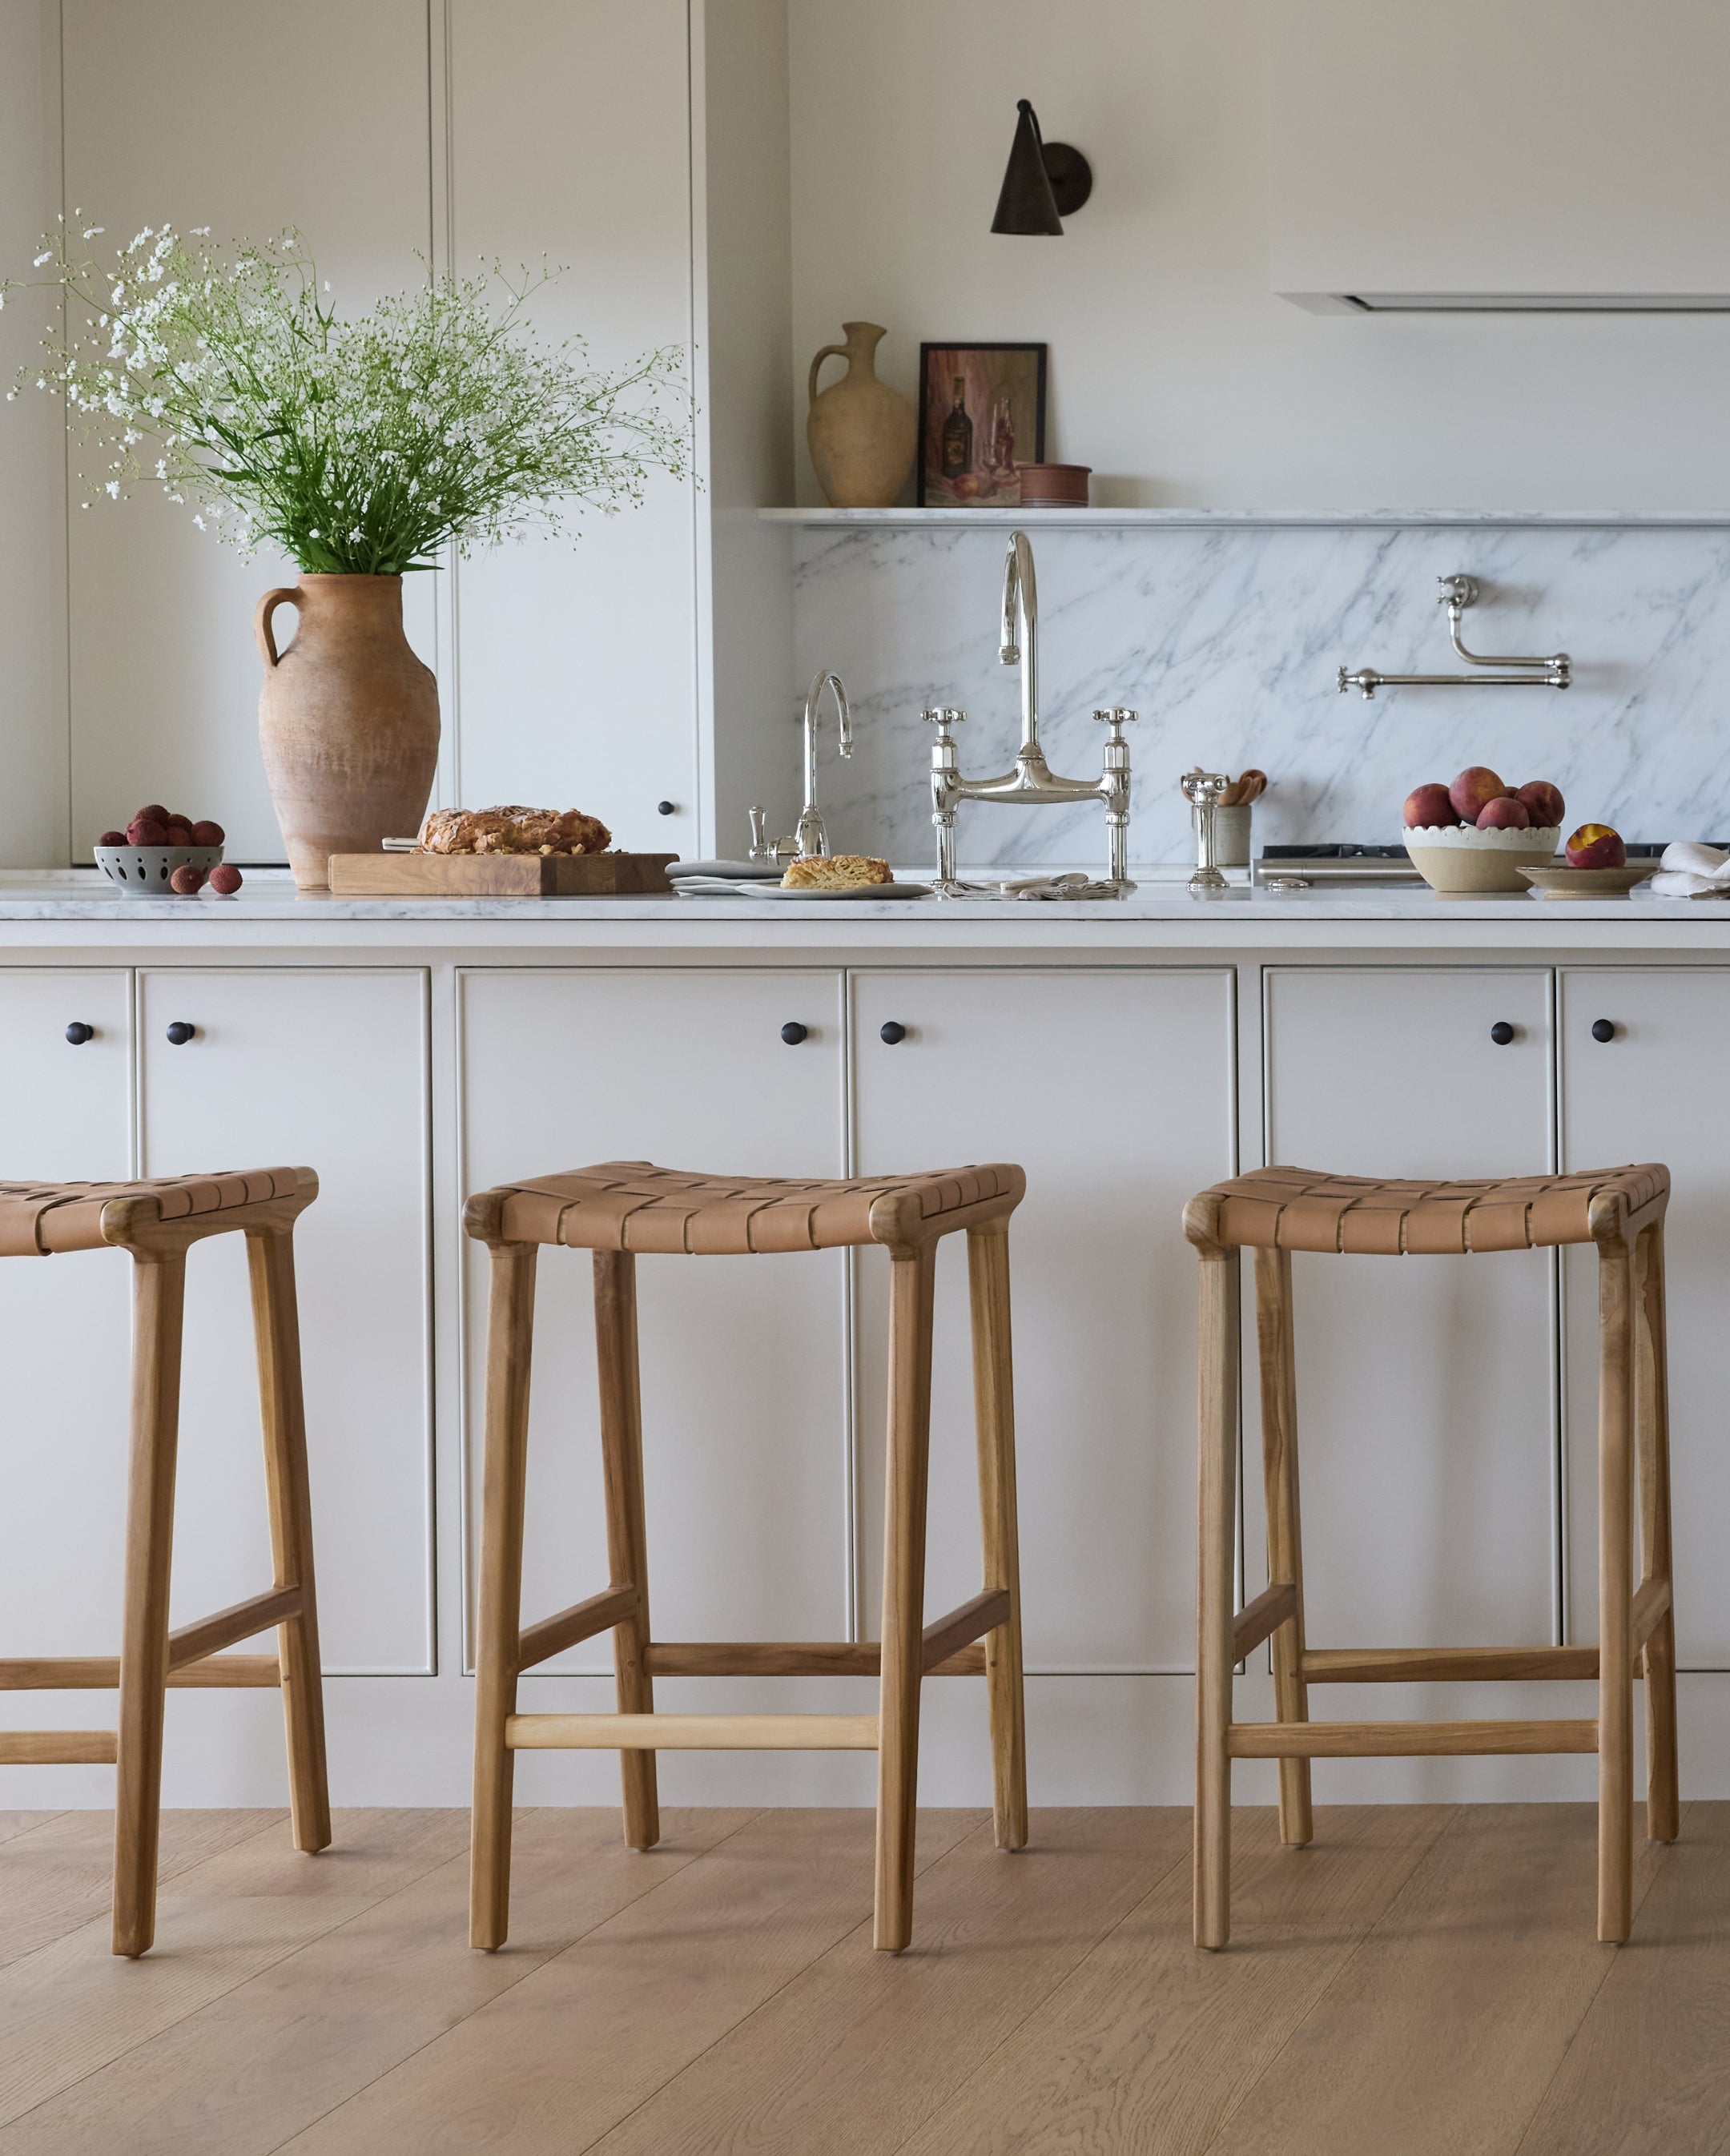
xmin=917 ymin=343 xmax=1047 ymax=506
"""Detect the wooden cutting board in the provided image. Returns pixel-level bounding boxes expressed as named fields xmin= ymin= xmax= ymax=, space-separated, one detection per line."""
xmin=327 ymin=851 xmax=678 ymax=897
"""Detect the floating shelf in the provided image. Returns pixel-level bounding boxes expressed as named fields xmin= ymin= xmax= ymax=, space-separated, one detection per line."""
xmin=759 ymin=506 xmax=1730 ymax=530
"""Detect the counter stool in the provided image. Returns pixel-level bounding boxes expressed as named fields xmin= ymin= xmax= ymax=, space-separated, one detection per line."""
xmin=465 ymin=1159 xmax=1028 ymax=1954
xmin=0 ymin=1169 xmax=331 ymax=1956
xmin=1185 ymin=1164 xmax=1677 ymax=1949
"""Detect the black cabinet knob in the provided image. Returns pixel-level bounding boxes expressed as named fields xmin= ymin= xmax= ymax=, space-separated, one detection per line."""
xmin=1490 ymin=1021 xmax=1515 ymax=1045
xmin=165 ymin=1021 xmax=195 ymax=1046
xmin=64 ymin=1022 xmax=93 ymax=1045
xmin=779 ymin=1022 xmax=807 ymax=1045
xmin=656 ymin=799 xmax=676 ymax=816
xmin=879 ymin=1020 xmax=907 ymax=1044
xmin=1591 ymin=1018 xmax=1616 ymax=1043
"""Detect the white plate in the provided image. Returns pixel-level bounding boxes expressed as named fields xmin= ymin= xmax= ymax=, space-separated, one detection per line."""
xmin=754 ymin=880 xmax=930 ymax=899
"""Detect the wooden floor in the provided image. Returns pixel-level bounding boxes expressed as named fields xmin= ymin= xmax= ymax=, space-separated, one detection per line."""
xmin=0 ymin=1800 xmax=1722 ymax=2153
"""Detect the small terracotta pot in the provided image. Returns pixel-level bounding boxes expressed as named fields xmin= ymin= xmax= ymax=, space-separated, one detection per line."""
xmin=255 ymin=574 xmax=440 ymax=890
xmin=806 ymin=323 xmax=916 ymax=508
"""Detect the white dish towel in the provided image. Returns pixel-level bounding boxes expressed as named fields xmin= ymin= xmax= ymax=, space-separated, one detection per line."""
xmin=1651 ymin=841 xmax=1730 ymax=897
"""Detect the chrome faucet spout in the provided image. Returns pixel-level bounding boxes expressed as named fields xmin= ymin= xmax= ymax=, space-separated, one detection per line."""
xmin=1000 ymin=530 xmax=1039 ymax=754
xmin=795 ymin=669 xmax=852 ymax=859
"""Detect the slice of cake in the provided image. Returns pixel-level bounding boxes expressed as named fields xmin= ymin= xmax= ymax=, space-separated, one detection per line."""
xmin=781 ymin=854 xmax=892 ymax=890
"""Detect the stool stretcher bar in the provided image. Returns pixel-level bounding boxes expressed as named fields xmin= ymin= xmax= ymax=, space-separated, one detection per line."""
xmin=0 ymin=1730 xmax=119 ymax=1764
xmin=506 ymin=1712 xmax=881 ymax=1751
xmin=1228 ymin=1718 xmax=1599 ymax=1759
xmin=0 ymin=1655 xmax=282 ymax=1689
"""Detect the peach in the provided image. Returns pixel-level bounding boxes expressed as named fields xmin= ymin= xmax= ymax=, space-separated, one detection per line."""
xmin=1517 ymin=779 xmax=1565 ymax=828
xmin=1566 ymin=823 xmax=1627 ymax=869
xmin=191 ymin=819 xmax=225 ymax=847
xmin=127 ymin=819 xmax=168 ymax=847
xmin=169 ymin=863 xmax=205 ymax=895
xmin=132 ymin=803 xmax=168 ymax=825
xmin=1403 ymin=782 xmax=1458 ymax=828
xmin=1477 ymin=795 xmax=1531 ymax=829
xmin=1449 ymin=766 xmax=1507 ymax=821
xmin=207 ymin=863 xmax=243 ymax=895
xmin=96 ymin=829 xmax=127 ymax=847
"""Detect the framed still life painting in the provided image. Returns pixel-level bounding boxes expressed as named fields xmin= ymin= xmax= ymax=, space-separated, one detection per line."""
xmin=917 ymin=343 xmax=1047 ymax=506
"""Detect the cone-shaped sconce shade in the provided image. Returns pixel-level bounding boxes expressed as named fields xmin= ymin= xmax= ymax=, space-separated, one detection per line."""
xmin=992 ymin=100 xmax=1064 ymax=235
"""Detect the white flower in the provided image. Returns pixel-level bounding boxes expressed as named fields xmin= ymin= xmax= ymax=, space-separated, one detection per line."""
xmin=33 ymin=251 xmax=50 ymax=267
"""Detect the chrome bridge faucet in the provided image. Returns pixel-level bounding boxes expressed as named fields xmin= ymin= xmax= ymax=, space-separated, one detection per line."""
xmin=748 ymin=668 xmax=854 ymax=866
xmin=926 ymin=531 xmax=1137 ymax=893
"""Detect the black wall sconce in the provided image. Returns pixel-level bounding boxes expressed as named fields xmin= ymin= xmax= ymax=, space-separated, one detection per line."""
xmin=991 ymin=99 xmax=1093 ymax=235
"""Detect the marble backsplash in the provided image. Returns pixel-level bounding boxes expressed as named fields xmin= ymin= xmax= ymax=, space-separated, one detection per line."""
xmin=787 ymin=517 xmax=1730 ymax=870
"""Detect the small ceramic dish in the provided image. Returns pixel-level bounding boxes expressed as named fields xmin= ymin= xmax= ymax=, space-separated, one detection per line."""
xmin=1516 ymin=862 xmax=1657 ymax=899
xmin=95 ymin=844 xmax=223 ymax=896
xmin=1402 ymin=823 xmax=1563 ymax=895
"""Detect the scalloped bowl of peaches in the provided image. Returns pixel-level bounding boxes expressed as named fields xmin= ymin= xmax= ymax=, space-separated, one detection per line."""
xmin=1402 ymin=768 xmax=1566 ymax=893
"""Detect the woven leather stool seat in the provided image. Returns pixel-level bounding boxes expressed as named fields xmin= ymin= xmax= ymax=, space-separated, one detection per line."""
xmin=474 ymin=1160 xmax=1025 ymax=1257
xmin=0 ymin=1168 xmax=306 ymax=1258
xmin=1185 ymin=1156 xmax=1677 ymax=1953
xmin=1203 ymin=1163 xmax=1670 ymax=1257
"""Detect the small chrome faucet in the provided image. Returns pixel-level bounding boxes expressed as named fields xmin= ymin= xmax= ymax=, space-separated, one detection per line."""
xmin=927 ymin=530 xmax=1137 ymax=891
xmin=748 ymin=667 xmax=854 ymax=865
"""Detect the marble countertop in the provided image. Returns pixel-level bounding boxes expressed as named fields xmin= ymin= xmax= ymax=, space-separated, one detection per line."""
xmin=1 ymin=867 xmax=1728 ymax=949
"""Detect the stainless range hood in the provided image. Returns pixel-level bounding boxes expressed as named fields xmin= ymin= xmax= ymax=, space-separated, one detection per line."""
xmin=1270 ymin=2 xmax=1730 ymax=318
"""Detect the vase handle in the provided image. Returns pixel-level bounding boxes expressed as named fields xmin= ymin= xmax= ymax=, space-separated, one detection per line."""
xmin=807 ymin=343 xmax=849 ymax=412
xmin=255 ymin=585 xmax=301 ymax=670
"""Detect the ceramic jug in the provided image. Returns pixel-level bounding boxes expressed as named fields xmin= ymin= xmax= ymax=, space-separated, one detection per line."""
xmin=806 ymin=323 xmax=916 ymax=508
xmin=255 ymin=574 xmax=441 ymax=890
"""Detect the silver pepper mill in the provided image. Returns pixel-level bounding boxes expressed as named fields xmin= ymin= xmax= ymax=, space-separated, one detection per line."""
xmin=1181 ymin=767 xmax=1233 ymax=893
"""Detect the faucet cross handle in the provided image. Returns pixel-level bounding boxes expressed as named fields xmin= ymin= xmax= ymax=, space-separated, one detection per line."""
xmin=1092 ymin=706 xmax=1137 ymax=740
xmin=920 ymin=706 xmax=966 ymax=730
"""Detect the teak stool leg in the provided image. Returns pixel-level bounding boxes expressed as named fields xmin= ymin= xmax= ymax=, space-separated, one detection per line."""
xmin=967 ymin=1220 xmax=1028 ymax=1851
xmin=1253 ymin=1247 xmax=1312 ymax=1848
xmin=594 ymin=1249 xmax=659 ymax=1851
xmin=470 ymin=1242 xmax=537 ymax=1950
xmin=247 ymin=1225 xmax=331 ymax=1853
xmin=875 ymin=1245 xmax=936 ymax=1952
xmin=1597 ymin=1230 xmax=1636 ymax=1943
xmin=112 ymin=1254 xmax=186 ymax=1958
xmin=1635 ymin=1224 xmax=1680 ymax=1844
xmin=1195 ymin=1243 xmax=1240 ymax=1950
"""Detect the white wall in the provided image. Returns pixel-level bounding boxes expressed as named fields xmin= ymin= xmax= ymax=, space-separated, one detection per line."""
xmin=787 ymin=0 xmax=1730 ymax=510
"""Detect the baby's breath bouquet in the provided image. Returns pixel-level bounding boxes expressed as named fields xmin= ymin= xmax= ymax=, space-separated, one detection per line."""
xmin=5 ymin=221 xmax=691 ymax=572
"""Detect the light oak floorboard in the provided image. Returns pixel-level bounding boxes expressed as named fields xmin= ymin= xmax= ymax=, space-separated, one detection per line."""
xmin=0 ymin=1808 xmax=757 ymax=2156
xmin=0 ymin=1809 xmax=466 ymax=2127
xmin=1201 ymin=1802 xmax=1680 ymax=2156
xmin=1514 ymin=1800 xmax=1726 ymax=2156
xmin=276 ymin=1808 xmax=982 ymax=2156
xmin=589 ymin=1807 xmax=1191 ymax=2156
xmin=0 ymin=1814 xmax=63 ymax=1848
xmin=0 ymin=1807 xmax=286 ymax=1969
xmin=896 ymin=1804 xmax=1453 ymax=2156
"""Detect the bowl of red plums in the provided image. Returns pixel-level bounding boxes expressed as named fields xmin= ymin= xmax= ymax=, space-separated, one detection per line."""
xmin=1401 ymin=767 xmax=1566 ymax=893
xmin=1515 ymin=825 xmax=1656 ymax=899
xmin=93 ymin=806 xmax=243 ymax=899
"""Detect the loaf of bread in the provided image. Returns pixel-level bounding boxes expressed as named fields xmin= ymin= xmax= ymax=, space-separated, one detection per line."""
xmin=780 ymin=854 xmax=892 ymax=889
xmin=417 ymin=806 xmax=612 ymax=857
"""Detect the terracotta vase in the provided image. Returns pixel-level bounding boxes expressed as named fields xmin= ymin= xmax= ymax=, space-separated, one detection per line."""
xmin=254 ymin=574 xmax=440 ymax=890
xmin=806 ymin=322 xmax=916 ymax=508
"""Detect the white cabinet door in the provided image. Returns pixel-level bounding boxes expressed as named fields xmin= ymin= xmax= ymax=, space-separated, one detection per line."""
xmin=448 ymin=0 xmax=698 ymax=855
xmin=0 ymin=971 xmax=135 ymax=1656
xmin=851 ymin=968 xmax=1236 ymax=1671
xmin=459 ymin=970 xmax=848 ymax=1667
xmin=1263 ymin=968 xmax=1556 ymax=1648
xmin=1559 ymin=970 xmax=1730 ymax=1666
xmin=138 ymin=970 xmax=432 ymax=1674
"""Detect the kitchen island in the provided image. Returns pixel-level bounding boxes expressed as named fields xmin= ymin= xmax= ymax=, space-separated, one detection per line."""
xmin=5 ymin=870 xmax=1729 ymax=1815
